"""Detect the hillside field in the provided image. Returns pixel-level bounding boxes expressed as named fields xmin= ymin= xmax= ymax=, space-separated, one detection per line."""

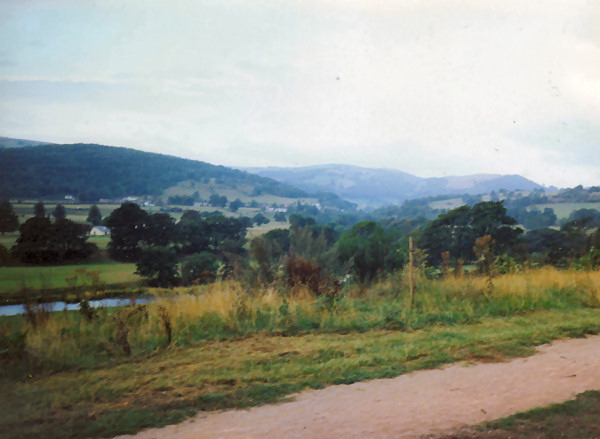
xmin=162 ymin=179 xmax=317 ymax=206
xmin=530 ymin=202 xmax=600 ymax=219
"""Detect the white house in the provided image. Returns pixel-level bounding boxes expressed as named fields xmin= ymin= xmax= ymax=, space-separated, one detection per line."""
xmin=90 ymin=226 xmax=110 ymax=236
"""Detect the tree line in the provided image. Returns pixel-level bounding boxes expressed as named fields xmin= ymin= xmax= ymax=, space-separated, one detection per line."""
xmin=2 ymin=199 xmax=600 ymax=290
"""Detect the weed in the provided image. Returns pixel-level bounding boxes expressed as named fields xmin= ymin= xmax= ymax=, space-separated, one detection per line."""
xmin=158 ymin=305 xmax=172 ymax=346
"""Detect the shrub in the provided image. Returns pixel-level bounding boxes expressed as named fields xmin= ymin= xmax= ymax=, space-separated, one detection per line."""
xmin=285 ymin=255 xmax=324 ymax=295
xmin=135 ymin=246 xmax=180 ymax=287
xmin=181 ymin=252 xmax=219 ymax=285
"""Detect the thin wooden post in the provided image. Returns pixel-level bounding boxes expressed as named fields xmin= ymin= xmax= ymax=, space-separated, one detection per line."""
xmin=409 ymin=236 xmax=414 ymax=308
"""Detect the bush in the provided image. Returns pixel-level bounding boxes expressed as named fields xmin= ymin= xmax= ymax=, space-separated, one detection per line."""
xmin=285 ymin=255 xmax=324 ymax=295
xmin=135 ymin=246 xmax=180 ymax=287
xmin=0 ymin=244 xmax=11 ymax=266
xmin=181 ymin=252 xmax=219 ymax=285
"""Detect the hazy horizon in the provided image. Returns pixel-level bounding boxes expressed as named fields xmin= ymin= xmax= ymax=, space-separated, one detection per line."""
xmin=1 ymin=1 xmax=599 ymax=187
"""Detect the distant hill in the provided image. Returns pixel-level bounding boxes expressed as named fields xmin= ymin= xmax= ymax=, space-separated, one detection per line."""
xmin=0 ymin=143 xmax=308 ymax=202
xmin=244 ymin=164 xmax=543 ymax=207
xmin=0 ymin=136 xmax=55 ymax=148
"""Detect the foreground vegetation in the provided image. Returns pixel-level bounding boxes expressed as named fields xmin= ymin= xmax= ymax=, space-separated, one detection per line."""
xmin=447 ymin=390 xmax=600 ymax=438
xmin=1 ymin=267 xmax=600 ymax=438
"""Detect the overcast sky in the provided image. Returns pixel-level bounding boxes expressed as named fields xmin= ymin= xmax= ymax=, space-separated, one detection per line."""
xmin=1 ymin=0 xmax=599 ymax=187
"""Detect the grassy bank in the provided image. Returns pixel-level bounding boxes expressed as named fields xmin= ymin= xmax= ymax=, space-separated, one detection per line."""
xmin=1 ymin=267 xmax=600 ymax=438
xmin=447 ymin=390 xmax=600 ymax=438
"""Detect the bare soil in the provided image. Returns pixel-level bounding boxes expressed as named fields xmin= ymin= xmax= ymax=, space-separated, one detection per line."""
xmin=117 ymin=335 xmax=600 ymax=439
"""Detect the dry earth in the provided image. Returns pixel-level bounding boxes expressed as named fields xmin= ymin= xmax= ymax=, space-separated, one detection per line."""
xmin=117 ymin=335 xmax=600 ymax=439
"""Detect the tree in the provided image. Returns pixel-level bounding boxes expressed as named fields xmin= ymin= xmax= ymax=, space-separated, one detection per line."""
xmin=52 ymin=219 xmax=95 ymax=261
xmin=0 ymin=244 xmax=11 ymax=266
xmin=418 ymin=201 xmax=522 ymax=265
xmin=523 ymin=228 xmax=566 ymax=265
xmin=0 ymin=199 xmax=19 ymax=235
xmin=87 ymin=205 xmax=102 ymax=225
xmin=229 ymin=198 xmax=244 ymax=212
xmin=274 ymin=211 xmax=286 ymax=222
xmin=135 ymin=246 xmax=179 ymax=287
xmin=175 ymin=210 xmax=249 ymax=269
xmin=181 ymin=252 xmax=219 ymax=285
xmin=145 ymin=213 xmax=176 ymax=247
xmin=52 ymin=204 xmax=66 ymax=221
xmin=105 ymin=202 xmax=150 ymax=261
xmin=252 ymin=213 xmax=270 ymax=226
xmin=209 ymin=194 xmax=227 ymax=207
xmin=337 ymin=221 xmax=389 ymax=283
xmin=249 ymin=229 xmax=291 ymax=283
xmin=34 ymin=201 xmax=45 ymax=218
xmin=12 ymin=217 xmax=94 ymax=264
xmin=176 ymin=210 xmax=211 ymax=255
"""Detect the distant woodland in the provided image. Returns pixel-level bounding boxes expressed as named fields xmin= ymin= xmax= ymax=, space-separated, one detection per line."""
xmin=0 ymin=144 xmax=307 ymax=202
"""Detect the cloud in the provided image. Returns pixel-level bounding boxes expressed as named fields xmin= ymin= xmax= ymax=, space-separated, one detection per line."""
xmin=0 ymin=0 xmax=598 ymax=188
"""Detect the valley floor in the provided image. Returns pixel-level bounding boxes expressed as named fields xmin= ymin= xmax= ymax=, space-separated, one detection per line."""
xmin=116 ymin=334 xmax=600 ymax=439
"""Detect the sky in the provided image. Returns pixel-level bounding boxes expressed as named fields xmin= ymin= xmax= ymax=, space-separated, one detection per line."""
xmin=0 ymin=0 xmax=599 ymax=188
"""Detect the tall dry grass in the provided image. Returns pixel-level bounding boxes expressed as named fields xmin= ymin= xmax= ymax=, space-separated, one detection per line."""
xmin=2 ymin=267 xmax=600 ymax=374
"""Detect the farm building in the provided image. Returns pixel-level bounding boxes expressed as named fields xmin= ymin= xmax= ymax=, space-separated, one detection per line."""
xmin=90 ymin=226 xmax=110 ymax=236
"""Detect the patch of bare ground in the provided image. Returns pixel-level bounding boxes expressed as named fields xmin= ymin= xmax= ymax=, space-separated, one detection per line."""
xmin=117 ymin=335 xmax=600 ymax=439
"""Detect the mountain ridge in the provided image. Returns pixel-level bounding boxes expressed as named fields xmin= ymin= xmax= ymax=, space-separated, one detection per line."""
xmin=242 ymin=164 xmax=544 ymax=207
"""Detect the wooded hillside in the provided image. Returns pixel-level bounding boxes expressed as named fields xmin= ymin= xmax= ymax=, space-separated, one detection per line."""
xmin=0 ymin=144 xmax=308 ymax=202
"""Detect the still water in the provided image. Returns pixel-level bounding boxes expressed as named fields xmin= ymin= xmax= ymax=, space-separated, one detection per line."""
xmin=0 ymin=297 xmax=153 ymax=317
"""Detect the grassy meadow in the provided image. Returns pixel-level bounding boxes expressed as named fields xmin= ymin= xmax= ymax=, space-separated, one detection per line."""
xmin=530 ymin=202 xmax=600 ymax=220
xmin=2 ymin=267 xmax=600 ymax=438
xmin=0 ymin=263 xmax=141 ymax=299
xmin=161 ymin=179 xmax=317 ymax=206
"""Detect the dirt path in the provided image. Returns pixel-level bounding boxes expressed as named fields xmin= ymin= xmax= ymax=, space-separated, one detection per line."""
xmin=118 ymin=335 xmax=600 ymax=439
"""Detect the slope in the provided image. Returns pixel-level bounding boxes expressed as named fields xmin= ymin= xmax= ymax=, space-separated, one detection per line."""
xmin=0 ymin=143 xmax=307 ymax=202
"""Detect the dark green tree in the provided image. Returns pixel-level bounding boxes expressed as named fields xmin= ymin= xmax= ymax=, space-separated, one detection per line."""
xmin=52 ymin=204 xmax=66 ymax=221
xmin=523 ymin=228 xmax=567 ymax=265
xmin=12 ymin=217 xmax=94 ymax=264
xmin=135 ymin=246 xmax=179 ymax=287
xmin=418 ymin=201 xmax=522 ymax=265
xmin=34 ymin=201 xmax=45 ymax=218
xmin=175 ymin=210 xmax=248 ymax=272
xmin=229 ymin=198 xmax=244 ymax=212
xmin=181 ymin=252 xmax=219 ymax=285
xmin=249 ymin=229 xmax=291 ymax=283
xmin=87 ymin=205 xmax=102 ymax=225
xmin=52 ymin=219 xmax=94 ymax=260
xmin=252 ymin=213 xmax=270 ymax=226
xmin=145 ymin=213 xmax=176 ymax=247
xmin=209 ymin=194 xmax=227 ymax=207
xmin=0 ymin=199 xmax=19 ymax=235
xmin=337 ymin=221 xmax=388 ymax=283
xmin=105 ymin=202 xmax=150 ymax=261
xmin=176 ymin=210 xmax=211 ymax=255
xmin=274 ymin=211 xmax=286 ymax=222
xmin=0 ymin=244 xmax=11 ymax=266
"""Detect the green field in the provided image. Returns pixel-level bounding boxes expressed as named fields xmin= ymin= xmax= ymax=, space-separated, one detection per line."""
xmin=247 ymin=221 xmax=289 ymax=239
xmin=161 ymin=179 xmax=317 ymax=206
xmin=0 ymin=232 xmax=18 ymax=250
xmin=429 ymin=198 xmax=465 ymax=210
xmin=11 ymin=202 xmax=121 ymax=223
xmin=0 ymin=263 xmax=140 ymax=294
xmin=87 ymin=235 xmax=111 ymax=250
xmin=530 ymin=202 xmax=600 ymax=220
